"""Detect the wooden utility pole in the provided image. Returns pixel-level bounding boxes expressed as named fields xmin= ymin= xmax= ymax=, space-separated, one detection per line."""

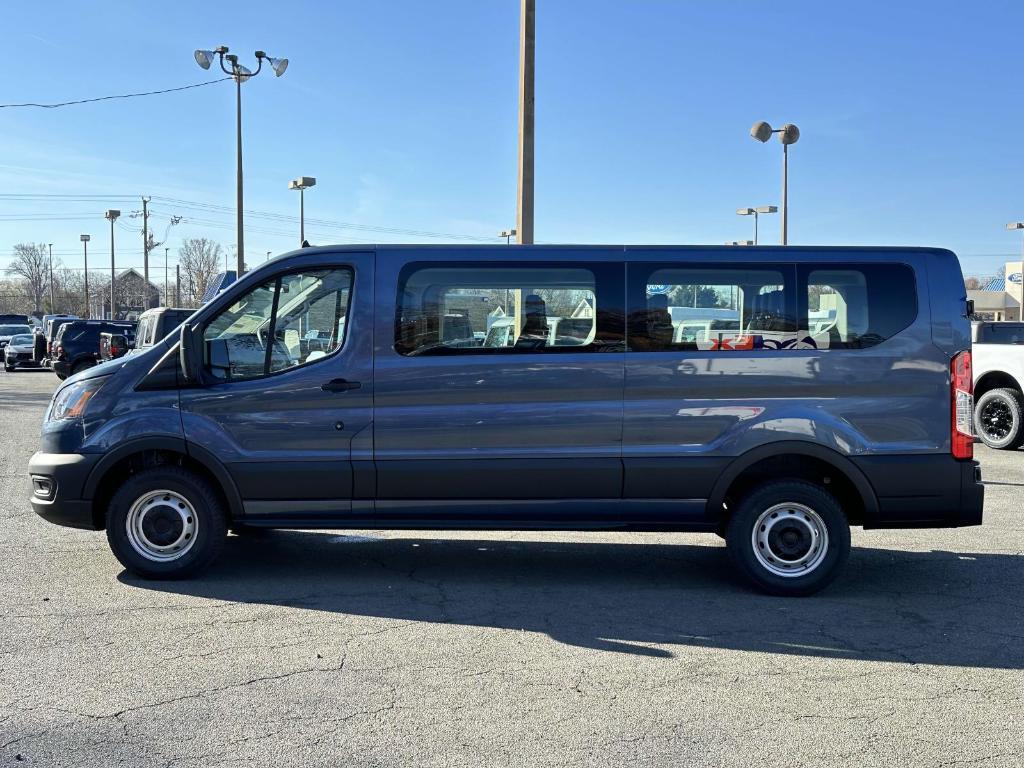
xmin=516 ymin=0 xmax=535 ymax=245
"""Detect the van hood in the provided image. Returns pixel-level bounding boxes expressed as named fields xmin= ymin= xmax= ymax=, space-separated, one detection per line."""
xmin=61 ymin=338 xmax=172 ymax=386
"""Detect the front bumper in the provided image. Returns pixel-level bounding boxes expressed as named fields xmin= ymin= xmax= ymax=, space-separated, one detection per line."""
xmin=28 ymin=451 xmax=101 ymax=530
xmin=51 ymin=360 xmax=70 ymax=378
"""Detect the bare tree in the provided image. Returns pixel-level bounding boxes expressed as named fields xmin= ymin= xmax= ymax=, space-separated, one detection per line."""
xmin=964 ymin=276 xmax=981 ymax=290
xmin=6 ymin=243 xmax=50 ymax=313
xmin=178 ymin=238 xmax=222 ymax=307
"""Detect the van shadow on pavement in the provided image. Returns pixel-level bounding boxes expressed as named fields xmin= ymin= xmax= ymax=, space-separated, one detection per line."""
xmin=124 ymin=532 xmax=1024 ymax=669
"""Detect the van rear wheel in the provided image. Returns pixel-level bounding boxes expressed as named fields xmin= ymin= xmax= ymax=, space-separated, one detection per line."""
xmin=726 ymin=480 xmax=850 ymax=596
xmin=105 ymin=466 xmax=227 ymax=579
xmin=974 ymin=388 xmax=1024 ymax=450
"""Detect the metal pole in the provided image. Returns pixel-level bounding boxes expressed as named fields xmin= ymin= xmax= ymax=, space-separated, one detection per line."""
xmin=165 ymin=248 xmax=169 ymax=307
xmin=515 ymin=0 xmax=535 ymax=245
xmin=142 ymin=196 xmax=150 ymax=305
xmin=175 ymin=264 xmax=181 ymax=307
xmin=781 ymin=143 xmax=788 ymax=245
xmin=48 ymin=244 xmax=54 ymax=313
xmin=235 ymin=72 xmax=245 ymax=275
xmin=83 ymin=240 xmax=89 ymax=319
xmin=109 ymin=220 xmax=116 ymax=320
xmin=299 ymin=187 xmax=305 ymax=245
xmin=753 ymin=211 xmax=759 ymax=246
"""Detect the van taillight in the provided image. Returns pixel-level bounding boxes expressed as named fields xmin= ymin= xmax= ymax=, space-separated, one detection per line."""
xmin=951 ymin=350 xmax=973 ymax=460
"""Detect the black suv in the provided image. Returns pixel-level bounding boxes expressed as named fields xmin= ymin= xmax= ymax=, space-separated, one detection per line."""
xmin=51 ymin=320 xmax=136 ymax=380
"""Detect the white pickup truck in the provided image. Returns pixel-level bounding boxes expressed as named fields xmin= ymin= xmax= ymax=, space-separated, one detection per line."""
xmin=972 ymin=321 xmax=1024 ymax=448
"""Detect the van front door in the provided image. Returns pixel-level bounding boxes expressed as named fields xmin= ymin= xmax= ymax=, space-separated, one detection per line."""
xmin=179 ymin=254 xmax=373 ymax=522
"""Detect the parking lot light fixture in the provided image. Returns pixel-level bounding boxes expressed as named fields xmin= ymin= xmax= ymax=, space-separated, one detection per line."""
xmin=736 ymin=205 xmax=778 ymax=245
xmin=726 ymin=240 xmax=755 ymax=246
xmin=288 ymin=177 xmax=316 ymax=245
xmin=105 ymin=210 xmax=120 ymax=320
xmin=194 ymin=44 xmax=288 ymax=276
xmin=750 ymin=121 xmax=800 ymax=245
xmin=80 ymin=235 xmax=91 ymax=318
xmin=1007 ymin=222 xmax=1024 ymax=259
xmin=499 ymin=229 xmax=517 ymax=245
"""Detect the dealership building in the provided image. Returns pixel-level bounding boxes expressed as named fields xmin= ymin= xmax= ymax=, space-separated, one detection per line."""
xmin=969 ymin=261 xmax=1023 ymax=321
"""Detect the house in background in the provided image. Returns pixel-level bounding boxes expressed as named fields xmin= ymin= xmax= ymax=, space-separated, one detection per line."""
xmin=102 ymin=269 xmax=161 ymax=320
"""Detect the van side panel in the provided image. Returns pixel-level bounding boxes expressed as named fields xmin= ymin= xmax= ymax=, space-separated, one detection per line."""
xmin=622 ymin=248 xmax=961 ymax=527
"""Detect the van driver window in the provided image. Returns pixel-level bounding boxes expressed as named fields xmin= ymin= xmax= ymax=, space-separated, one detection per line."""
xmin=202 ymin=268 xmax=353 ymax=380
xmin=395 ymin=264 xmax=613 ymax=355
xmin=629 ymin=266 xmax=795 ymax=352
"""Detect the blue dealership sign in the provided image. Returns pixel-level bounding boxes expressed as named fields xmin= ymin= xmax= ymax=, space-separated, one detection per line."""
xmin=647 ymin=284 xmax=671 ymax=295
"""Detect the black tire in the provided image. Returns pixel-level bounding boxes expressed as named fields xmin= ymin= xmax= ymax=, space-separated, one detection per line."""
xmin=105 ymin=466 xmax=228 ymax=579
xmin=4 ymin=365 xmax=13 ymax=373
xmin=726 ymin=480 xmax=850 ymax=597
xmin=974 ymin=388 xmax=1024 ymax=450
xmin=71 ymin=359 xmax=95 ymax=376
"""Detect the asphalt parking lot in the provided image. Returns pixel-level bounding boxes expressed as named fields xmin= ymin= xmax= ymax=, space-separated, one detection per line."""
xmin=1 ymin=369 xmax=1022 ymax=767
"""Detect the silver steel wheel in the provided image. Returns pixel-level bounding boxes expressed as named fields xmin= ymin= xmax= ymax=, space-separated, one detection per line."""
xmin=125 ymin=489 xmax=199 ymax=562
xmin=751 ymin=502 xmax=829 ymax=578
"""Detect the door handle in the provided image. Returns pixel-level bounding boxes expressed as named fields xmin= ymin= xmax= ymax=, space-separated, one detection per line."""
xmin=322 ymin=378 xmax=361 ymax=392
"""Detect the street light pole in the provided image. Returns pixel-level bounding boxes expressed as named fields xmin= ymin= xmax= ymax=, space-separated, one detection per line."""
xmin=80 ymin=235 xmax=91 ymax=318
xmin=736 ymin=206 xmax=778 ymax=246
xmin=47 ymin=243 xmax=54 ymax=313
xmin=195 ymin=45 xmax=288 ymax=276
xmin=289 ymin=177 xmax=316 ymax=245
xmin=750 ymin=122 xmax=800 ymax=245
xmin=165 ymin=247 xmax=170 ymax=306
xmin=105 ymin=210 xmax=120 ymax=319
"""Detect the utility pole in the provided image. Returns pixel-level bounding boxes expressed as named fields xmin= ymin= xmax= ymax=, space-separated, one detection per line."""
xmin=141 ymin=197 xmax=151 ymax=307
xmin=164 ymin=247 xmax=169 ymax=307
xmin=47 ymin=243 xmax=54 ymax=312
xmin=515 ymin=0 xmax=535 ymax=245
xmin=175 ymin=264 xmax=181 ymax=307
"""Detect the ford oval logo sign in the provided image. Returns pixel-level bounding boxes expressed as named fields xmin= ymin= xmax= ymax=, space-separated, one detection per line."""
xmin=647 ymin=284 xmax=671 ymax=295
xmin=1009 ymin=273 xmax=1023 ymax=284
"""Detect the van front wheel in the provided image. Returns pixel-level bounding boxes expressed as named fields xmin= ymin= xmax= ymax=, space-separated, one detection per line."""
xmin=726 ymin=480 xmax=850 ymax=596
xmin=105 ymin=466 xmax=227 ymax=579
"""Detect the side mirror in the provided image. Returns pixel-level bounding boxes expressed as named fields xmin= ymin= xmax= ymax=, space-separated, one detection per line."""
xmin=179 ymin=324 xmax=199 ymax=382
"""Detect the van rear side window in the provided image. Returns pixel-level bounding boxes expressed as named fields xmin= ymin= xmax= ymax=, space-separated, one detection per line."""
xmin=804 ymin=264 xmax=917 ymax=349
xmin=628 ymin=262 xmax=917 ymax=352
xmin=395 ymin=262 xmax=623 ymax=355
xmin=628 ymin=265 xmax=796 ymax=351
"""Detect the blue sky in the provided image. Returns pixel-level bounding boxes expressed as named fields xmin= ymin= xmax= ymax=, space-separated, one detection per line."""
xmin=1 ymin=0 xmax=1022 ymax=277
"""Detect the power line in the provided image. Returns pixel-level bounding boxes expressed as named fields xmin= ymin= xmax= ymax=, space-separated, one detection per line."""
xmin=0 ymin=78 xmax=232 ymax=109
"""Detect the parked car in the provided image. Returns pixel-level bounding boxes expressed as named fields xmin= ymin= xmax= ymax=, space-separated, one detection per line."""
xmin=99 ymin=332 xmax=131 ymax=362
xmin=132 ymin=307 xmax=193 ymax=354
xmin=28 ymin=245 xmax=982 ymax=595
xmin=971 ymin=321 xmax=1024 ymax=448
xmin=4 ymin=333 xmax=40 ymax=371
xmin=42 ymin=316 xmax=81 ymax=365
xmin=0 ymin=324 xmax=33 ymax=353
xmin=51 ymin=320 xmax=135 ymax=380
xmin=0 ymin=313 xmax=31 ymax=326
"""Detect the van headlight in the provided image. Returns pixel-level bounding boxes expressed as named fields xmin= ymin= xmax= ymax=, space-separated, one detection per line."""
xmin=48 ymin=377 xmax=108 ymax=422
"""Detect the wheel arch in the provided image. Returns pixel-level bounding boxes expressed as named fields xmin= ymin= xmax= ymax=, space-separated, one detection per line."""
xmin=706 ymin=441 xmax=880 ymax=528
xmin=83 ymin=437 xmax=243 ymax=529
xmin=975 ymin=370 xmax=1023 ymax=400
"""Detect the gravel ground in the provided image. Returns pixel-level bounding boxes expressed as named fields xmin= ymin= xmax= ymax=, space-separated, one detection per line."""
xmin=1 ymin=368 xmax=1021 ymax=767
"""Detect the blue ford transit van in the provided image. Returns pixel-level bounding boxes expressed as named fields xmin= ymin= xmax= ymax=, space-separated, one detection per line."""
xmin=28 ymin=245 xmax=983 ymax=595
